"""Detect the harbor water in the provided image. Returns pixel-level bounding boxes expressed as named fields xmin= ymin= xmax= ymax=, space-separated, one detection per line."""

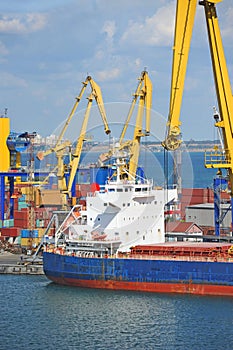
xmin=1 ymin=274 xmax=233 ymax=350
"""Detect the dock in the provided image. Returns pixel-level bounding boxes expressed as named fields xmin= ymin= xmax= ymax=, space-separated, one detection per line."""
xmin=0 ymin=251 xmax=44 ymax=275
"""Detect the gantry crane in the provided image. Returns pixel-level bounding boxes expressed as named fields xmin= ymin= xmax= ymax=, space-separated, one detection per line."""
xmin=37 ymin=76 xmax=111 ymax=207
xmin=99 ymin=70 xmax=152 ymax=181
xmin=162 ymin=0 xmax=233 ymax=234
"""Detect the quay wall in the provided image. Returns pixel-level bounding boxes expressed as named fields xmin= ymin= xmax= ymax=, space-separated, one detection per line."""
xmin=0 ymin=263 xmax=44 ymax=275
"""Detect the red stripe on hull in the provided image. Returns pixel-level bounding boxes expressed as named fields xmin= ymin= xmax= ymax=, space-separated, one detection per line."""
xmin=46 ymin=275 xmax=233 ymax=296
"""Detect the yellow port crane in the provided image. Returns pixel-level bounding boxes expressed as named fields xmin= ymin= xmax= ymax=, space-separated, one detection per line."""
xmin=162 ymin=0 xmax=233 ymax=193
xmin=201 ymin=1 xmax=233 ymax=191
xmin=37 ymin=76 xmax=111 ymax=207
xmin=99 ymin=70 xmax=152 ymax=181
xmin=162 ymin=0 xmax=197 ymax=151
xmin=162 ymin=0 xmax=233 ymax=233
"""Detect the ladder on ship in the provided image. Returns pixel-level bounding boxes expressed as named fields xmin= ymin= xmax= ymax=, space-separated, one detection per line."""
xmin=31 ymin=210 xmax=69 ymax=262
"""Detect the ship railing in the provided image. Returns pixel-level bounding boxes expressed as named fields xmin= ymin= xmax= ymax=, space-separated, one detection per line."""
xmin=54 ymin=205 xmax=84 ymax=245
xmin=66 ymin=237 xmax=122 ymax=245
xmin=122 ymin=254 xmax=233 ymax=263
xmin=86 ymin=180 xmax=154 ymax=197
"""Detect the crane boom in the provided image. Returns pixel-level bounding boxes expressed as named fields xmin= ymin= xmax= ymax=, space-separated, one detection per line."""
xmin=55 ymin=77 xmax=92 ymax=146
xmin=98 ymin=70 xmax=152 ymax=180
xmin=65 ymin=78 xmax=111 ymax=198
xmin=37 ymin=76 xmax=110 ymax=162
xmin=66 ymin=94 xmax=94 ymax=196
xmin=144 ymin=71 xmax=152 ymax=135
xmin=128 ymin=71 xmax=152 ymax=178
xmin=88 ymin=78 xmax=111 ymax=136
xmin=119 ymin=71 xmax=150 ymax=144
xmin=163 ymin=0 xmax=233 ymax=162
xmin=37 ymin=76 xmax=91 ymax=161
xmin=37 ymin=76 xmax=111 ymax=207
xmin=162 ymin=0 xmax=197 ymax=150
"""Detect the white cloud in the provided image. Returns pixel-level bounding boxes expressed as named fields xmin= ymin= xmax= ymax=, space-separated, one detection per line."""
xmin=102 ymin=20 xmax=116 ymax=40
xmin=0 ymin=72 xmax=27 ymax=88
xmin=96 ymin=68 xmax=121 ymax=82
xmin=95 ymin=49 xmax=105 ymax=60
xmin=121 ymin=1 xmax=175 ymax=47
xmin=135 ymin=58 xmax=142 ymax=69
xmin=0 ymin=13 xmax=48 ymax=34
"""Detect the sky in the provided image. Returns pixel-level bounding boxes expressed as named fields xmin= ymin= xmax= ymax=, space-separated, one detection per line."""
xmin=0 ymin=0 xmax=233 ymax=144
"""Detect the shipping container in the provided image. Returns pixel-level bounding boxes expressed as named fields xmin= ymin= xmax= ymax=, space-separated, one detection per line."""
xmin=0 ymin=227 xmax=20 ymax=237
xmin=18 ymin=202 xmax=28 ymax=210
xmin=21 ymin=237 xmax=41 ymax=248
xmin=2 ymin=219 xmax=14 ymax=228
xmin=21 ymin=229 xmax=39 ymax=238
xmin=14 ymin=219 xmax=28 ymax=228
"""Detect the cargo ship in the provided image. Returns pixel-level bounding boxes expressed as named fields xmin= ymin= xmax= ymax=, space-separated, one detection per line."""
xmin=42 ymin=153 xmax=233 ymax=296
xmin=43 ymin=242 xmax=233 ymax=296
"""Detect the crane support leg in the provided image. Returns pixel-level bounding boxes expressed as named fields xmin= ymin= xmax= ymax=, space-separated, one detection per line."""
xmin=213 ymin=176 xmax=228 ymax=236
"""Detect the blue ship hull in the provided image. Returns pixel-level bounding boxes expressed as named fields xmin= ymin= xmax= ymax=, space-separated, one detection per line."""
xmin=43 ymin=252 xmax=233 ymax=295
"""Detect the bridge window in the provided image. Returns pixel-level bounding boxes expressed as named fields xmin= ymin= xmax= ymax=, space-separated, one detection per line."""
xmin=135 ymin=187 xmax=141 ymax=192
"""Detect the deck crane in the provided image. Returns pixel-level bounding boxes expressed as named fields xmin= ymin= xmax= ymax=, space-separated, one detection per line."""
xmin=99 ymin=70 xmax=152 ymax=181
xmin=37 ymin=76 xmax=111 ymax=207
xmin=162 ymin=0 xmax=233 ymax=234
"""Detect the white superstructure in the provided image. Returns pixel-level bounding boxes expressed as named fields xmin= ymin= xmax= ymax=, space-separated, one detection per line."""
xmin=58 ymin=153 xmax=177 ymax=252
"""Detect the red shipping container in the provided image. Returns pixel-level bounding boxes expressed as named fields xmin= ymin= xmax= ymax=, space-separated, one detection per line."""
xmin=13 ymin=198 xmax=19 ymax=211
xmin=1 ymin=227 xmax=20 ymax=237
xmin=14 ymin=219 xmax=29 ymax=228
xmin=14 ymin=210 xmax=29 ymax=221
xmin=14 ymin=210 xmax=22 ymax=220
xmin=21 ymin=208 xmax=29 ymax=212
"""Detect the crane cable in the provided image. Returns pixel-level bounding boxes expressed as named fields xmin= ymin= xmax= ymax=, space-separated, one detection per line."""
xmin=163 ymin=148 xmax=169 ymax=233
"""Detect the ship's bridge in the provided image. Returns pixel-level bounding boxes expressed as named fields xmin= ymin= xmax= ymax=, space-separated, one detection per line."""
xmin=103 ymin=178 xmax=153 ymax=195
